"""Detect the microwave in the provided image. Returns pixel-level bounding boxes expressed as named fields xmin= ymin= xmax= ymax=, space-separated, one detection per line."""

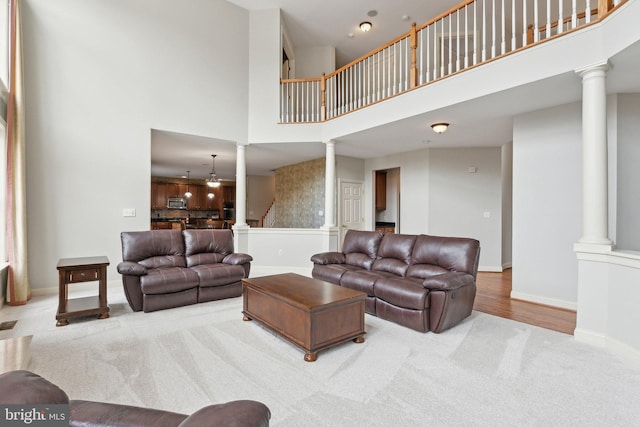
xmin=167 ymin=197 xmax=187 ymax=209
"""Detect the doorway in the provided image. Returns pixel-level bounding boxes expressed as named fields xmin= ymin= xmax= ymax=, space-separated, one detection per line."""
xmin=374 ymin=167 xmax=400 ymax=233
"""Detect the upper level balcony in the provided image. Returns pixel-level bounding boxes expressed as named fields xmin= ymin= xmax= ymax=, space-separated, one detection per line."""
xmin=278 ymin=0 xmax=629 ymax=128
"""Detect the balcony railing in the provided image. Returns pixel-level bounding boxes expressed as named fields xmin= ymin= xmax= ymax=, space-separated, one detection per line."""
xmin=280 ymin=0 xmax=624 ymax=124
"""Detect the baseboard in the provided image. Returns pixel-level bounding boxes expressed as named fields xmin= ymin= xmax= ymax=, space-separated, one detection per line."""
xmin=510 ymin=291 xmax=577 ymax=311
xmin=574 ymin=328 xmax=640 ymax=365
xmin=478 ymin=265 xmax=504 ymax=272
xmin=502 ymin=262 xmax=512 ymax=270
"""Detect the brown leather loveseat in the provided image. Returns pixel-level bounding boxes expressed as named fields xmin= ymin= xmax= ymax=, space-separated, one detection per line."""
xmin=0 ymin=370 xmax=271 ymax=427
xmin=117 ymin=229 xmax=252 ymax=312
xmin=311 ymin=230 xmax=480 ymax=333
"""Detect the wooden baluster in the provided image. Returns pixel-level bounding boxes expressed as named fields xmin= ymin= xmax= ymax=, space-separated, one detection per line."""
xmin=511 ymin=0 xmax=516 ymax=50
xmin=527 ymin=24 xmax=534 ymax=45
xmin=456 ymin=10 xmax=461 ymax=71
xmin=523 ymin=0 xmax=528 ymax=47
xmin=558 ymin=0 xmax=564 ymax=34
xmin=501 ymin=0 xmax=506 ymax=55
xmin=546 ymin=0 xmax=552 ymax=39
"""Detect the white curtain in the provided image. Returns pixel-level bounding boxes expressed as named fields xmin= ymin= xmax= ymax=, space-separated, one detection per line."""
xmin=6 ymin=0 xmax=30 ymax=305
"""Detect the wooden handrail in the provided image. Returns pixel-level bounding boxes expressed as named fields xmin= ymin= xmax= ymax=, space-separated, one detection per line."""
xmin=260 ymin=199 xmax=275 ymax=228
xmin=527 ymin=8 xmax=598 ymax=45
xmin=280 ymin=0 xmax=624 ymax=124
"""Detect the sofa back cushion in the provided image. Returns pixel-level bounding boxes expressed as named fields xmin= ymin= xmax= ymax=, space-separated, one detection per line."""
xmin=342 ymin=230 xmax=384 ymax=270
xmin=407 ymin=235 xmax=480 ymax=279
xmin=121 ymin=230 xmax=186 ymax=269
xmin=372 ymin=233 xmax=417 ymax=276
xmin=183 ymin=229 xmax=234 ymax=267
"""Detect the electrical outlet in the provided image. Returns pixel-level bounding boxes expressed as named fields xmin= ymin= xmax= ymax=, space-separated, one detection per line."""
xmin=483 ymin=211 xmax=491 ymax=218
xmin=122 ymin=208 xmax=136 ymax=217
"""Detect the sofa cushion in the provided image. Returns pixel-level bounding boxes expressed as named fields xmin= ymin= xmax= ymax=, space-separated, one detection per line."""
xmin=140 ymin=267 xmax=199 ymax=295
xmin=312 ymin=263 xmax=363 ymax=285
xmin=409 ymin=235 xmax=480 ymax=278
xmin=342 ymin=230 xmax=384 ymax=269
xmin=191 ymin=264 xmax=246 ymax=288
xmin=340 ymin=270 xmax=395 ymax=296
xmin=374 ymin=276 xmax=429 ymax=310
xmin=183 ymin=229 xmax=235 ymax=267
xmin=121 ymin=230 xmax=186 ymax=268
xmin=372 ymin=233 xmax=417 ymax=276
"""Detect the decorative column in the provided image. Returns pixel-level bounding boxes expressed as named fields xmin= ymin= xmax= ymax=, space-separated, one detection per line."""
xmin=323 ymin=140 xmax=336 ymax=228
xmin=575 ymin=61 xmax=611 ymax=246
xmin=235 ymin=143 xmax=248 ymax=227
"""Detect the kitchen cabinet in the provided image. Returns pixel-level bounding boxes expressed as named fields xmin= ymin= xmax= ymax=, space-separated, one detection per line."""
xmin=375 ymin=171 xmax=387 ymax=211
xmin=223 ymin=185 xmax=235 ymax=203
xmin=187 ymin=185 xmax=204 ymax=210
xmin=150 ymin=181 xmax=235 ymax=212
xmin=151 ymin=182 xmax=168 ymax=209
xmin=166 ymin=183 xmax=188 ymax=198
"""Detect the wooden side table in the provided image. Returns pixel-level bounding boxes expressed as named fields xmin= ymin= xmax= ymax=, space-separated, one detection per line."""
xmin=56 ymin=256 xmax=110 ymax=326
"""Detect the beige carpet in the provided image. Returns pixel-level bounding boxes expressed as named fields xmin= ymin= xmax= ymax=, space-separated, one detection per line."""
xmin=1 ymin=283 xmax=640 ymax=426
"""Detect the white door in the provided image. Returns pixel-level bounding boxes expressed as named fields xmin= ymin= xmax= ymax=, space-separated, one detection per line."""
xmin=339 ymin=180 xmax=364 ymax=249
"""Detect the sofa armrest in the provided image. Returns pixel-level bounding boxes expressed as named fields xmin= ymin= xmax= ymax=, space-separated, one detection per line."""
xmin=422 ymin=272 xmax=475 ymax=291
xmin=178 ymin=400 xmax=271 ymax=427
xmin=310 ymin=252 xmax=346 ymax=265
xmin=223 ymin=253 xmax=253 ymax=265
xmin=70 ymin=400 xmax=187 ymax=427
xmin=117 ymin=261 xmax=147 ymax=276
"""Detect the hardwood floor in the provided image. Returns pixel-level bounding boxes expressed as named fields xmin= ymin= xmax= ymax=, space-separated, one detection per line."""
xmin=474 ymin=269 xmax=577 ymax=335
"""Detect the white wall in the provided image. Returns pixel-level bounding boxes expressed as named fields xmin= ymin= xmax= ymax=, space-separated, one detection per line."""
xmin=294 ymin=46 xmax=335 ymax=78
xmin=365 ymin=149 xmax=429 ymax=235
xmin=428 ymin=148 xmax=503 ymax=271
xmin=23 ymin=0 xmax=249 ymax=288
xmin=512 ymin=102 xmax=582 ymax=309
xmin=502 ymin=143 xmax=513 ymax=267
xmin=615 ymin=94 xmax=640 ymax=251
xmin=336 ymin=155 xmax=364 ymax=181
xmin=247 ymin=175 xmax=275 ymax=221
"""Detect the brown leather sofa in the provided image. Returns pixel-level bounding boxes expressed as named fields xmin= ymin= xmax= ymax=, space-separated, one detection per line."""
xmin=311 ymin=230 xmax=480 ymax=333
xmin=0 ymin=370 xmax=270 ymax=427
xmin=117 ymin=229 xmax=252 ymax=312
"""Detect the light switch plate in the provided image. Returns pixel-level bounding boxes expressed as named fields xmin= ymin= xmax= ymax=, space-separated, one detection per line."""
xmin=122 ymin=208 xmax=136 ymax=217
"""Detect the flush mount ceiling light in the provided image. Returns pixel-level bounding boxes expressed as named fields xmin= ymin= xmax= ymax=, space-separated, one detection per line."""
xmin=359 ymin=21 xmax=372 ymax=32
xmin=206 ymin=154 xmax=221 ymax=188
xmin=184 ymin=171 xmax=192 ymax=198
xmin=431 ymin=123 xmax=449 ymax=134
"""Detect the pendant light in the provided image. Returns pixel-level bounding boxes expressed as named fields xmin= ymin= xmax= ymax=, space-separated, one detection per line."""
xmin=206 ymin=154 xmax=221 ymax=188
xmin=184 ymin=171 xmax=192 ymax=198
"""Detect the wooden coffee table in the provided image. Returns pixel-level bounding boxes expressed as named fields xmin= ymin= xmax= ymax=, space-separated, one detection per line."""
xmin=242 ymin=273 xmax=366 ymax=362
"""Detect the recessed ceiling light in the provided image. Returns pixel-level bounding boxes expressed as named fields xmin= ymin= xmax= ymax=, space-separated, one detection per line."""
xmin=367 ymin=10 xmax=378 ymax=17
xmin=402 ymin=15 xmax=410 ymax=21
xmin=347 ymin=33 xmax=354 ymax=38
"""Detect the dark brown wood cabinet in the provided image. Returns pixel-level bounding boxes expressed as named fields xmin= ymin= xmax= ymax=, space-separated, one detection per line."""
xmin=151 ymin=182 xmax=167 ymax=209
xmin=375 ymin=171 xmax=387 ymax=211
